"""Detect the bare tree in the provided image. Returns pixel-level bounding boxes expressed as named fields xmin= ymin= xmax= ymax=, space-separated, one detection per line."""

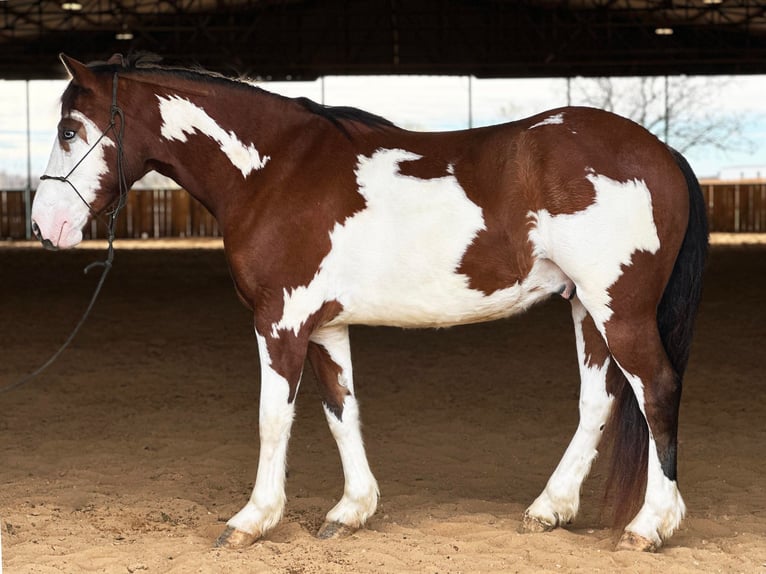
xmin=569 ymin=76 xmax=752 ymax=156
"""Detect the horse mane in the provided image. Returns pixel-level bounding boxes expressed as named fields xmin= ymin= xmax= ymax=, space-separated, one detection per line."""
xmin=292 ymin=97 xmax=397 ymax=136
xmin=75 ymin=52 xmax=398 ymax=136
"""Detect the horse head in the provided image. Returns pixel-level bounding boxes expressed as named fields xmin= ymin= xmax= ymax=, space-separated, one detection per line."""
xmin=31 ymin=54 xmax=139 ymax=249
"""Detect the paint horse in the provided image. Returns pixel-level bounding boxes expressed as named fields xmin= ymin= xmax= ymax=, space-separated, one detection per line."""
xmin=31 ymin=54 xmax=707 ymax=552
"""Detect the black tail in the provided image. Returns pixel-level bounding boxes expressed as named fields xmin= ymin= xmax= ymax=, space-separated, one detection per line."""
xmin=656 ymin=148 xmax=709 ymax=379
xmin=604 ymin=147 xmax=709 ymax=528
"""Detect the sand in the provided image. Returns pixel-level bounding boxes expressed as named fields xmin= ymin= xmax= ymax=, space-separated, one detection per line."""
xmin=0 ymin=237 xmax=764 ymax=573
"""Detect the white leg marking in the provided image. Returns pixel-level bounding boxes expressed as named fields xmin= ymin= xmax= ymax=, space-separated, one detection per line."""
xmin=625 ymin=439 xmax=686 ymax=545
xmin=311 ymin=326 xmax=379 ymax=528
xmin=619 ymin=369 xmax=686 ymax=545
xmin=323 ymin=398 xmax=379 ymax=527
xmin=227 ymin=332 xmax=297 ymax=537
xmin=525 ymin=299 xmax=613 ymax=527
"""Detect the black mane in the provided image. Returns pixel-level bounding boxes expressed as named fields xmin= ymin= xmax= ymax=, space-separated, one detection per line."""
xmin=81 ymin=53 xmax=398 ymax=135
xmin=293 ymin=97 xmax=397 ymax=134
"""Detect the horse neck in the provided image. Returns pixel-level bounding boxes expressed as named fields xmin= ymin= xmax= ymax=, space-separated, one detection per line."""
xmin=128 ymin=73 xmax=309 ymax=221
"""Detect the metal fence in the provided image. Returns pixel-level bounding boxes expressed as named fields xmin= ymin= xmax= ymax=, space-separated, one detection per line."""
xmin=2 ymin=181 xmax=765 ymax=240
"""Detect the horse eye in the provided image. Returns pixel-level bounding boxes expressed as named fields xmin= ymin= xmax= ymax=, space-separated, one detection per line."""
xmin=61 ymin=129 xmax=77 ymax=141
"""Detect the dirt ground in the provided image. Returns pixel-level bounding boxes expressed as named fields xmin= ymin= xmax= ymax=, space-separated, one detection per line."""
xmin=0 ymin=235 xmax=764 ymax=573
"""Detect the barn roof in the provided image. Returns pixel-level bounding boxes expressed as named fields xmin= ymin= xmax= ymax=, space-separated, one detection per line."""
xmin=1 ymin=0 xmax=765 ymax=80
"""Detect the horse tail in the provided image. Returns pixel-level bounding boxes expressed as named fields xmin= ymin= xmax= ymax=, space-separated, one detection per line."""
xmin=604 ymin=147 xmax=709 ymax=528
xmin=657 ymin=147 xmax=709 ymax=378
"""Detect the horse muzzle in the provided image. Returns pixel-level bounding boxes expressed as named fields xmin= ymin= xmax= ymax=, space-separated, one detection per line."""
xmin=30 ymin=218 xmax=82 ymax=250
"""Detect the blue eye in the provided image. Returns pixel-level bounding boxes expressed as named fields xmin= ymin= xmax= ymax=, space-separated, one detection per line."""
xmin=61 ymin=129 xmax=76 ymax=141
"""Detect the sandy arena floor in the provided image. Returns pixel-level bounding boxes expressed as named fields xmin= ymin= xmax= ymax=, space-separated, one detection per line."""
xmin=0 ymin=236 xmax=764 ymax=573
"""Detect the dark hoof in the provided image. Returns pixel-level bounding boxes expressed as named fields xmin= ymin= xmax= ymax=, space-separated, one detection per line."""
xmin=616 ymin=531 xmax=658 ymax=552
xmin=214 ymin=525 xmax=260 ymax=549
xmin=518 ymin=511 xmax=557 ymax=534
xmin=317 ymin=521 xmax=357 ymax=540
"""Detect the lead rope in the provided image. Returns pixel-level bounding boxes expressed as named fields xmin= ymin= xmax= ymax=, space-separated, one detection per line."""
xmin=1 ymin=72 xmax=127 ymax=394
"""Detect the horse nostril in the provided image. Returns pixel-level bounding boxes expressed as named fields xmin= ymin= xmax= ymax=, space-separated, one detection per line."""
xmin=30 ymin=220 xmax=56 ymax=250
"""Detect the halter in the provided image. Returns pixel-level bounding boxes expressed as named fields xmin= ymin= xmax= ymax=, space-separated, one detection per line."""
xmin=39 ymin=71 xmax=129 ymax=266
xmin=2 ymin=71 xmax=128 ymax=393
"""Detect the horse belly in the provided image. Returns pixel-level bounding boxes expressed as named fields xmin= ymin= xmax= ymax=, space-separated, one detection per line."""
xmin=273 ymin=249 xmax=567 ymax=334
xmin=333 ymin=256 xmax=563 ymax=328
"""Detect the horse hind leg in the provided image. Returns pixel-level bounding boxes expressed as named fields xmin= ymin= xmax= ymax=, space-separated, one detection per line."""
xmin=520 ymin=297 xmax=615 ymax=533
xmin=603 ymin=315 xmax=685 ymax=552
xmin=307 ymin=325 xmax=379 ymax=539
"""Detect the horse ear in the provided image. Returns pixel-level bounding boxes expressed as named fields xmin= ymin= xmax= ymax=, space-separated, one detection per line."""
xmin=59 ymin=54 xmax=95 ymax=86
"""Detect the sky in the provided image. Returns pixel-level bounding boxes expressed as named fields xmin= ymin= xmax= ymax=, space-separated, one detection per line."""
xmin=1 ymin=74 xmax=764 ymax=185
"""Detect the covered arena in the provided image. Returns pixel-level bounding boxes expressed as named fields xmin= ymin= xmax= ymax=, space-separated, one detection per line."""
xmin=1 ymin=2 xmax=765 ymax=573
xmin=0 ymin=237 xmax=764 ymax=571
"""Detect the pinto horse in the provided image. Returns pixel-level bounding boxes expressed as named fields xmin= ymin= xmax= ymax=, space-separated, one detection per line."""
xmin=31 ymin=54 xmax=707 ymax=552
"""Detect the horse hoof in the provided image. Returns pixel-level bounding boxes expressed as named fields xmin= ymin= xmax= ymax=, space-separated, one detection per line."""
xmin=518 ymin=511 xmax=557 ymax=533
xmin=214 ymin=526 xmax=260 ymax=549
xmin=317 ymin=521 xmax=357 ymax=540
xmin=616 ymin=531 xmax=658 ymax=552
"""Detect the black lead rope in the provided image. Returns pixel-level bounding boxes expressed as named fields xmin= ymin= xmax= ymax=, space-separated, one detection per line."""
xmin=1 ymin=72 xmax=128 ymax=394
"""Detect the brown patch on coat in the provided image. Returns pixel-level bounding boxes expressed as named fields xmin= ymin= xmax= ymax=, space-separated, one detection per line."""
xmin=515 ymin=108 xmax=673 ymax=218
xmin=257 ymin=300 xmax=345 ymax=403
xmin=396 ymin=154 xmax=454 ymax=180
xmin=307 ymin=341 xmax=351 ymax=420
xmin=510 ymin=128 xmax=598 ymax=218
xmin=451 ymin=129 xmax=536 ymax=295
xmin=580 ymin=312 xmax=610 ymax=369
xmin=455 ymin=208 xmax=533 ymax=295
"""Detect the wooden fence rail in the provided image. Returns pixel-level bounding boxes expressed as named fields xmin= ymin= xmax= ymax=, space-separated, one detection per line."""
xmin=2 ymin=181 xmax=765 ymax=240
xmin=1 ymin=188 xmax=219 ymax=240
xmin=700 ymin=180 xmax=766 ymax=233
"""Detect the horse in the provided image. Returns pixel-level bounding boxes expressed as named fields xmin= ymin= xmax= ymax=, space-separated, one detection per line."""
xmin=30 ymin=54 xmax=708 ymax=553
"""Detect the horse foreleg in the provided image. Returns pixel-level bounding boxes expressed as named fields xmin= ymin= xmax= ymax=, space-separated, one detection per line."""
xmin=521 ymin=297 xmax=614 ymax=533
xmin=307 ymin=325 xmax=379 ymax=539
xmin=216 ymin=330 xmax=305 ymax=549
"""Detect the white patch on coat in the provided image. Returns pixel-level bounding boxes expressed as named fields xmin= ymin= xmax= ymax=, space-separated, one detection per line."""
xmin=529 ymin=113 xmax=565 ymax=129
xmin=524 ymin=299 xmax=613 ymax=526
xmin=528 ymin=172 xmax=660 ymax=330
xmin=270 ymin=148 xmax=569 ymax=337
xmin=625 ymin=438 xmax=686 ymax=544
xmin=31 ymin=111 xmax=114 ymax=249
xmin=157 ymin=95 xmax=270 ymax=177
